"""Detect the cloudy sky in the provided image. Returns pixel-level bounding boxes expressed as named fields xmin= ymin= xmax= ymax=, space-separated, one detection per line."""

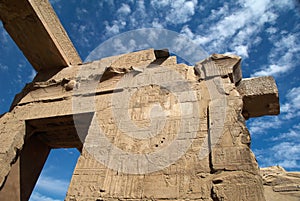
xmin=0 ymin=0 xmax=300 ymax=200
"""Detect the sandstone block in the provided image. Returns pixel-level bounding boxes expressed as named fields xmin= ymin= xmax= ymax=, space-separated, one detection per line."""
xmin=261 ymin=166 xmax=300 ymax=201
xmin=237 ymin=76 xmax=280 ymax=118
xmin=0 ymin=0 xmax=81 ymax=71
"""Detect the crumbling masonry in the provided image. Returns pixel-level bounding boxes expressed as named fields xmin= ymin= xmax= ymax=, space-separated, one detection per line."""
xmin=0 ymin=0 xmax=285 ymax=201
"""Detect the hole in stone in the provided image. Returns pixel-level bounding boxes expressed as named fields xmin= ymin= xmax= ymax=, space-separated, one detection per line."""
xmin=212 ymin=179 xmax=223 ymax=184
xmin=29 ymin=148 xmax=80 ymax=201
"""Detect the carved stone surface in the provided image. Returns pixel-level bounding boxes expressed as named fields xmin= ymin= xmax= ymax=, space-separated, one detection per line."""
xmin=0 ymin=0 xmax=295 ymax=199
xmin=0 ymin=0 xmax=82 ymax=71
xmin=261 ymin=166 xmax=300 ymax=201
xmin=0 ymin=47 xmax=283 ymax=200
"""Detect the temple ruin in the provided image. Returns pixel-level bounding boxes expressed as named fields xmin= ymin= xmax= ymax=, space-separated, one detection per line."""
xmin=0 ymin=0 xmax=298 ymax=201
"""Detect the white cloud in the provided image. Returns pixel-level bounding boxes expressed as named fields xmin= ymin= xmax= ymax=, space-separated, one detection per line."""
xmin=233 ymin=45 xmax=248 ymax=58
xmin=251 ymin=33 xmax=300 ymax=77
xmin=248 ymin=116 xmax=282 ymax=134
xmin=266 ymin=27 xmax=278 ymax=34
xmin=272 ymin=0 xmax=295 ymax=10
xmin=30 ymin=192 xmax=60 ymax=201
xmin=49 ymin=0 xmax=61 ymax=4
xmin=111 ymin=38 xmax=137 ymax=55
xmin=280 ymin=87 xmax=300 ymax=119
xmin=151 ymin=19 xmax=164 ymax=28
xmin=181 ymin=0 xmax=298 ymax=66
xmin=104 ymin=20 xmax=126 ymax=36
xmin=270 ymin=122 xmax=300 ymax=144
xmin=34 ymin=175 xmax=69 ymax=196
xmin=286 ymin=87 xmax=300 ymax=110
xmin=117 ymin=3 xmax=131 ymax=15
xmin=180 ymin=25 xmax=194 ymax=39
xmin=254 ymin=140 xmax=300 ymax=169
xmin=150 ymin=0 xmax=198 ymax=25
xmin=251 ymin=64 xmax=289 ymax=77
xmin=0 ymin=63 xmax=8 ymax=71
xmin=0 ymin=22 xmax=10 ymax=45
xmin=75 ymin=8 xmax=88 ymax=20
xmin=197 ymin=0 xmax=276 ymax=47
xmin=166 ymin=0 xmax=198 ymax=24
xmin=28 ymin=69 xmax=37 ymax=81
xmin=150 ymin=0 xmax=170 ymax=8
xmin=132 ymin=0 xmax=147 ymax=23
xmin=271 ymin=142 xmax=300 ymax=161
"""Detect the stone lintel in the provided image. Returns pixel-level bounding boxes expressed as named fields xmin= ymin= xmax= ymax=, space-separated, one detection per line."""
xmin=0 ymin=0 xmax=82 ymax=72
xmin=237 ymin=76 xmax=280 ymax=119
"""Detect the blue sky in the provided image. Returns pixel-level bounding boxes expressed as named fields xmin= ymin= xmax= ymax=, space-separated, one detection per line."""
xmin=0 ymin=0 xmax=300 ymax=200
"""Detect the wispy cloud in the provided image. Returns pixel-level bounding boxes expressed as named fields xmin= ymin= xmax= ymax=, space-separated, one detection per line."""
xmin=248 ymin=116 xmax=282 ymax=135
xmin=30 ymin=192 xmax=60 ymax=201
xmin=28 ymin=69 xmax=37 ymax=81
xmin=253 ymin=121 xmax=300 ymax=170
xmin=249 ymin=86 xmax=300 ymax=170
xmin=251 ymin=33 xmax=300 ymax=77
xmin=166 ymin=0 xmax=198 ymax=24
xmin=281 ymin=87 xmax=300 ymax=119
xmin=117 ymin=3 xmax=131 ymax=15
xmin=192 ymin=0 xmax=278 ymax=55
xmin=271 ymin=123 xmax=300 ymax=142
xmin=254 ymin=138 xmax=300 ymax=169
xmin=33 ymin=175 xmax=70 ymax=196
xmin=0 ymin=63 xmax=8 ymax=71
xmin=49 ymin=0 xmax=61 ymax=4
xmin=0 ymin=22 xmax=10 ymax=45
xmin=176 ymin=0 xmax=298 ymax=65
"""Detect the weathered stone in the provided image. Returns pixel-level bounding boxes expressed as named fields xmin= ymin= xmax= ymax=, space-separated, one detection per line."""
xmin=0 ymin=48 xmax=283 ymax=200
xmin=0 ymin=0 xmax=289 ymax=199
xmin=212 ymin=171 xmax=265 ymax=201
xmin=0 ymin=0 xmax=82 ymax=71
xmin=261 ymin=166 xmax=300 ymax=201
xmin=237 ymin=76 xmax=280 ymax=118
xmin=195 ymin=53 xmax=242 ymax=84
xmin=0 ymin=113 xmax=25 ymax=190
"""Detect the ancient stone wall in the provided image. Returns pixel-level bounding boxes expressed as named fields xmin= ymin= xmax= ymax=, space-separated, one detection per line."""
xmin=0 ymin=1 xmax=287 ymax=200
xmin=261 ymin=166 xmax=300 ymax=201
xmin=0 ymin=48 xmax=280 ymax=200
xmin=60 ymin=49 xmax=276 ymax=200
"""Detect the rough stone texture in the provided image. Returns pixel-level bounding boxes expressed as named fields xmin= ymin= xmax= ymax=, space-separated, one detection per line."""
xmin=195 ymin=53 xmax=242 ymax=85
xmin=237 ymin=76 xmax=280 ymax=119
xmin=0 ymin=0 xmax=82 ymax=71
xmin=0 ymin=0 xmax=290 ymax=199
xmin=0 ymin=113 xmax=25 ymax=190
xmin=0 ymin=49 xmax=280 ymax=200
xmin=63 ymin=50 xmax=268 ymax=201
xmin=261 ymin=166 xmax=300 ymax=201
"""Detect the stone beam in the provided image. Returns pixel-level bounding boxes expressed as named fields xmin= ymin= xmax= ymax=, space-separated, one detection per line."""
xmin=237 ymin=76 xmax=280 ymax=119
xmin=0 ymin=0 xmax=82 ymax=72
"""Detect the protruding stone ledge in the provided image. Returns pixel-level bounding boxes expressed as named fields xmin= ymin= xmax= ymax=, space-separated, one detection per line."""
xmin=0 ymin=0 xmax=82 ymax=71
xmin=211 ymin=54 xmax=242 ymax=84
xmin=237 ymin=76 xmax=280 ymax=119
xmin=195 ymin=54 xmax=242 ymax=85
